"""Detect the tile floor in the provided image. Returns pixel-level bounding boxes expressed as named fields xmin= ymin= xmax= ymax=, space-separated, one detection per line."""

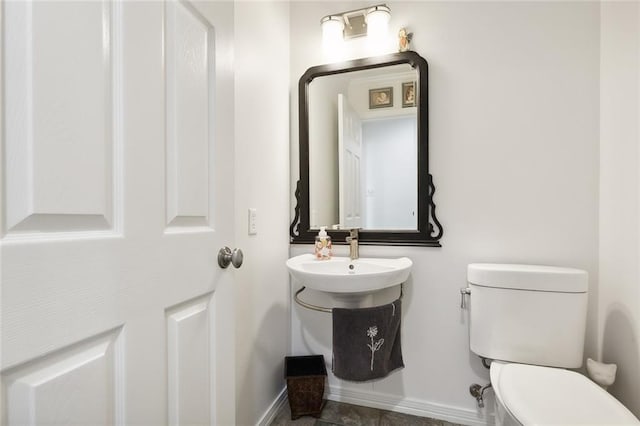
xmin=270 ymin=400 xmax=463 ymax=426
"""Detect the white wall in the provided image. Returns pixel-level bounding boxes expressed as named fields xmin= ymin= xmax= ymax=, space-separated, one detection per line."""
xmin=234 ymin=2 xmax=291 ymax=425
xmin=290 ymin=2 xmax=600 ymax=423
xmin=599 ymin=2 xmax=640 ymax=417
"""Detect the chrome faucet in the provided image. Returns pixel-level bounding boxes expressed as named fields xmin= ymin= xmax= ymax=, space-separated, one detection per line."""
xmin=346 ymin=228 xmax=360 ymax=260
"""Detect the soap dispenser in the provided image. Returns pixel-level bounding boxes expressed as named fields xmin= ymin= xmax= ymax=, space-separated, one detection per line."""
xmin=314 ymin=226 xmax=332 ymax=260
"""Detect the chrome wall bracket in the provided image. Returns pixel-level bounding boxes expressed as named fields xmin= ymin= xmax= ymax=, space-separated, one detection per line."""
xmin=294 ymin=284 xmax=404 ymax=313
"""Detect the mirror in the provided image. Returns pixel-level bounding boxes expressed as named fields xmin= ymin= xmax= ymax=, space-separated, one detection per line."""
xmin=290 ymin=52 xmax=443 ymax=246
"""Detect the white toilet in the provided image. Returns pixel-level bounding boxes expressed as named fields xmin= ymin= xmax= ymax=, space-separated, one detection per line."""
xmin=467 ymin=263 xmax=640 ymax=426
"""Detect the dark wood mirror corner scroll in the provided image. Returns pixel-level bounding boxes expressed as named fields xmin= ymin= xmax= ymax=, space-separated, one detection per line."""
xmin=290 ymin=51 xmax=443 ymax=247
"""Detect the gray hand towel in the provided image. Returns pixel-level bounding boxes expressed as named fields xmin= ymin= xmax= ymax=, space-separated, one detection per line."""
xmin=332 ymin=299 xmax=404 ymax=381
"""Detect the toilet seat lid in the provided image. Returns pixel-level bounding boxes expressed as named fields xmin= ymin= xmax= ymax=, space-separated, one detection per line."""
xmin=497 ymin=363 xmax=639 ymax=425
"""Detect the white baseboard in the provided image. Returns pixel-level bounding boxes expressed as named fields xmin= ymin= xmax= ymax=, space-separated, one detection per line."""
xmin=326 ymin=385 xmax=493 ymax=426
xmin=256 ymin=386 xmax=288 ymax=426
xmin=255 ymin=384 xmax=494 ymax=426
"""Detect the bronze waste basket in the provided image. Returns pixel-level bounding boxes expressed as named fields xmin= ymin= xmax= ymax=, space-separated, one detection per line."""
xmin=284 ymin=355 xmax=327 ymax=419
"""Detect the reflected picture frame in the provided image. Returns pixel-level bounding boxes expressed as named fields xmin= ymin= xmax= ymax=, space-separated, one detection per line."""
xmin=369 ymin=87 xmax=393 ymax=109
xmin=402 ymin=81 xmax=416 ymax=108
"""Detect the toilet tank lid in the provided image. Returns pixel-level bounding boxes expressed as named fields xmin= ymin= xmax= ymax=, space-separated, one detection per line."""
xmin=496 ymin=363 xmax=640 ymax=425
xmin=468 ymin=263 xmax=588 ymax=293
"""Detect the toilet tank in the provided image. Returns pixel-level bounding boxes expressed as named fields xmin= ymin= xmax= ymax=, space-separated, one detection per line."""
xmin=468 ymin=263 xmax=588 ymax=368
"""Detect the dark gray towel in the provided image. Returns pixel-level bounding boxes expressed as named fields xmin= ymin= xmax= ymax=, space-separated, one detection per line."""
xmin=332 ymin=299 xmax=404 ymax=381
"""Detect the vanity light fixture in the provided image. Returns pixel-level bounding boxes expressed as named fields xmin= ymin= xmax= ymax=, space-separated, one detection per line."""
xmin=320 ymin=4 xmax=391 ymax=43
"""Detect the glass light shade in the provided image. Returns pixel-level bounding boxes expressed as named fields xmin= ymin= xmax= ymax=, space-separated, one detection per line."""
xmin=321 ymin=16 xmax=344 ymax=53
xmin=366 ymin=7 xmax=390 ymax=43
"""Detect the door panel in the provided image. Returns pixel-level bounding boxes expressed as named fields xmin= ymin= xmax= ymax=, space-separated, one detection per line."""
xmin=1 ymin=1 xmax=235 ymax=424
xmin=3 ymin=329 xmax=124 ymax=426
xmin=167 ymin=294 xmax=212 ymax=425
xmin=338 ymin=94 xmax=363 ymax=228
xmin=165 ymin=0 xmax=213 ymax=229
xmin=4 ymin=0 xmax=116 ymax=235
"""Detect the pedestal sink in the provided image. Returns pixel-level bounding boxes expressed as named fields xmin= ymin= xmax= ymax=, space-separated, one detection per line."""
xmin=286 ymin=253 xmax=412 ymax=294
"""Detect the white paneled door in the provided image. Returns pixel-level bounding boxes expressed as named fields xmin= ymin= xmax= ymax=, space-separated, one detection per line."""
xmin=338 ymin=94 xmax=363 ymax=229
xmin=1 ymin=1 xmax=235 ymax=424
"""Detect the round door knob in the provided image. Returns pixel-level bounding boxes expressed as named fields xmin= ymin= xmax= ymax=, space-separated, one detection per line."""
xmin=218 ymin=247 xmax=243 ymax=269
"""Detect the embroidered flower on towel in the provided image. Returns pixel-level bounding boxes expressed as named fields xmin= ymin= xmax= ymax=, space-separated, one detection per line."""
xmin=366 ymin=326 xmax=384 ymax=371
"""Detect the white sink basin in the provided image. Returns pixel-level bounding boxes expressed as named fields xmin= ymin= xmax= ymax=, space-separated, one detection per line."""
xmin=286 ymin=254 xmax=412 ymax=293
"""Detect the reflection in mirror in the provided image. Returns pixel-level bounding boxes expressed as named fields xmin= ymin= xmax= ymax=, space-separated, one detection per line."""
xmin=291 ymin=52 xmax=443 ymax=246
xmin=309 ymin=64 xmax=417 ymax=230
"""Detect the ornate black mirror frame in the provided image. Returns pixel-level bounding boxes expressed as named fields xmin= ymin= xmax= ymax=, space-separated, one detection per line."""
xmin=290 ymin=51 xmax=443 ymax=246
